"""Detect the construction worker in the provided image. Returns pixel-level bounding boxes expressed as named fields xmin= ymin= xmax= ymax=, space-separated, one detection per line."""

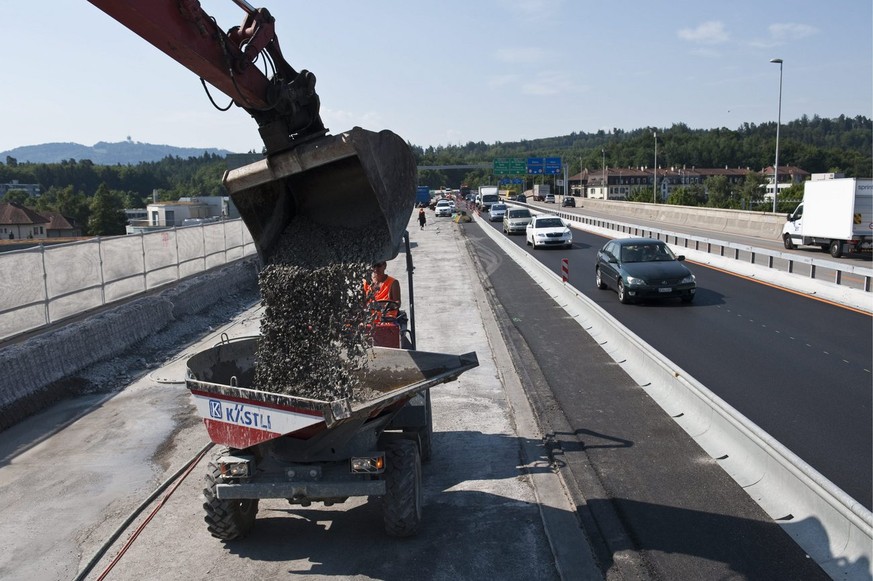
xmin=363 ymin=261 xmax=401 ymax=321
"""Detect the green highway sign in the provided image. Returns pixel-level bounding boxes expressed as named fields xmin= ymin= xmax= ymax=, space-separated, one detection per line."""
xmin=493 ymin=158 xmax=527 ymax=175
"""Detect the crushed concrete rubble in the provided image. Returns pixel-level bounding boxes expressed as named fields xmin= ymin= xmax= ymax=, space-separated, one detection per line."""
xmin=254 ymin=217 xmax=388 ymax=402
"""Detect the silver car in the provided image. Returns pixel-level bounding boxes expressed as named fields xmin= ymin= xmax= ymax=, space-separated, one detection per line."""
xmin=502 ymin=208 xmax=532 ymax=234
xmin=488 ymin=203 xmax=508 ymax=222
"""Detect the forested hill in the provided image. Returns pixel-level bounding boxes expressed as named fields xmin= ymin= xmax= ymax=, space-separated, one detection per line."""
xmin=0 ymin=140 xmax=233 ymax=165
xmin=413 ymin=114 xmax=872 ymax=179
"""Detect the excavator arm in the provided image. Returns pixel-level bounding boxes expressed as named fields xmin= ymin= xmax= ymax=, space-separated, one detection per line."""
xmin=88 ymin=0 xmax=416 ymax=267
xmin=87 ymin=0 xmax=325 ymax=154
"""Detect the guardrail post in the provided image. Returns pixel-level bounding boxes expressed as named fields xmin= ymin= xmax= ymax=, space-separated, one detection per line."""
xmin=40 ymin=244 xmax=50 ymax=326
xmin=809 ymin=264 xmax=816 ymax=279
xmin=97 ymin=237 xmax=106 ymax=307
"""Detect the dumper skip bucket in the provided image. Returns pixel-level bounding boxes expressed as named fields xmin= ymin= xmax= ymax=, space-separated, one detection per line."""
xmin=224 ymin=127 xmax=417 ymax=267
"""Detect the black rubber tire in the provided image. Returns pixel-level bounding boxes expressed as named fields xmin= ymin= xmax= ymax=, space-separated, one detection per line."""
xmin=618 ymin=281 xmax=632 ymax=304
xmin=681 ymin=294 xmax=695 ymax=304
xmin=783 ymin=234 xmax=795 ymax=250
xmin=595 ymin=268 xmax=607 ymax=289
xmin=829 ymin=240 xmax=843 ymax=258
xmin=382 ymin=440 xmax=422 ymax=537
xmin=203 ymin=458 xmax=259 ymax=540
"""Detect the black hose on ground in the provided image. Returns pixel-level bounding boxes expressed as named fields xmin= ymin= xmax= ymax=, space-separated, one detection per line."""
xmin=73 ymin=441 xmax=215 ymax=581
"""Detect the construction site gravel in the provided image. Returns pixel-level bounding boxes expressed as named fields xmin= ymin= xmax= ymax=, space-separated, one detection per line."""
xmin=254 ymin=216 xmax=390 ymax=402
xmin=0 ymin=210 xmax=594 ymax=580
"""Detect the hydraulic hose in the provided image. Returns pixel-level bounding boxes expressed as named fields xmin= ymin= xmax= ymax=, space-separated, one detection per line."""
xmin=73 ymin=441 xmax=214 ymax=581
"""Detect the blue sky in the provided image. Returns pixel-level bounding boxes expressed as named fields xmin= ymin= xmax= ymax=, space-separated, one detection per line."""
xmin=2 ymin=0 xmax=870 ymax=154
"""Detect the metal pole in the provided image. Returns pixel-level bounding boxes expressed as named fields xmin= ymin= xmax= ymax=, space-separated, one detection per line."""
xmin=601 ymin=149 xmax=606 ymax=199
xmin=770 ymin=58 xmax=783 ymax=213
xmin=653 ymin=132 xmax=658 ymax=203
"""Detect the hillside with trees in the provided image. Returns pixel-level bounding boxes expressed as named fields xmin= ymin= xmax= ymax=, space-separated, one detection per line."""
xmin=414 ymin=114 xmax=872 ymax=192
xmin=0 ymin=115 xmax=869 ymax=235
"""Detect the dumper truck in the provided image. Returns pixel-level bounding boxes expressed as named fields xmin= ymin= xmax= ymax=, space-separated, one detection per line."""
xmin=91 ymin=0 xmax=480 ymax=539
xmin=782 ymin=177 xmax=873 ymax=258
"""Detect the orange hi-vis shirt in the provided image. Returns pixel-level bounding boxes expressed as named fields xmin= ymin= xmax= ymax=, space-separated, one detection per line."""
xmin=363 ymin=275 xmax=398 ymax=320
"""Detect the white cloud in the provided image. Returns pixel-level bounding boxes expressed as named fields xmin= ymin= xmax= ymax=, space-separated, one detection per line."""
xmin=488 ymin=74 xmax=521 ymax=88
xmin=678 ymin=21 xmax=730 ymax=45
xmin=322 ymin=107 xmax=384 ymax=131
xmin=691 ymin=47 xmax=722 ymax=58
xmin=520 ymin=71 xmax=587 ymax=96
xmin=495 ymin=47 xmax=550 ymax=64
xmin=498 ymin=0 xmax=564 ymax=23
xmin=768 ymin=22 xmax=818 ymax=41
xmin=749 ymin=22 xmax=819 ymax=48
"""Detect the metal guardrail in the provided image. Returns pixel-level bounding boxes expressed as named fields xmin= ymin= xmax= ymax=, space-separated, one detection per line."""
xmin=520 ymin=202 xmax=873 ymax=293
xmin=0 ymin=219 xmax=256 ymax=342
xmin=472 ymin=211 xmax=872 ymax=579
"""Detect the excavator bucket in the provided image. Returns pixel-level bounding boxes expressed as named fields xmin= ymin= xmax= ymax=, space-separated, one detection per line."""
xmin=223 ymin=127 xmax=416 ymax=267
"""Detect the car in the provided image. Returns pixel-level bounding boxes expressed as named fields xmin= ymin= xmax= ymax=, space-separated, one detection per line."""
xmin=502 ymin=208 xmax=532 ymax=234
xmin=488 ymin=203 xmax=507 ymax=222
xmin=434 ymin=199 xmax=453 ymax=217
xmin=595 ymin=238 xmax=696 ymax=304
xmin=544 ymin=194 xmax=555 ymax=203
xmin=561 ymin=196 xmax=576 ymax=207
xmin=525 ymin=215 xmax=572 ymax=249
xmin=514 ymin=194 xmax=527 ymax=202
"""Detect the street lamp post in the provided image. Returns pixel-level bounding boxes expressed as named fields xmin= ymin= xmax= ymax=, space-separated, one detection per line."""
xmin=770 ymin=58 xmax=783 ymax=213
xmin=601 ymin=149 xmax=606 ymax=199
xmin=653 ymin=132 xmax=658 ymax=203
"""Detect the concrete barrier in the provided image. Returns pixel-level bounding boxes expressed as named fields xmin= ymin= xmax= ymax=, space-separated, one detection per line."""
xmin=0 ymin=257 xmax=259 ymax=432
xmin=574 ymin=198 xmax=785 ymax=239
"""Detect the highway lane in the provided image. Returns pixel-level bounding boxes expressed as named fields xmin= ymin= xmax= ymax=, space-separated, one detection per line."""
xmin=462 ymin=216 xmax=830 ymax=579
xmin=477 ymin=211 xmax=873 ymax=510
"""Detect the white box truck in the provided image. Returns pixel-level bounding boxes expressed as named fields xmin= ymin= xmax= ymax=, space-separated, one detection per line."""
xmin=782 ymin=177 xmax=873 ymax=258
xmin=533 ymin=184 xmax=551 ymax=202
xmin=477 ymin=186 xmax=499 ymax=211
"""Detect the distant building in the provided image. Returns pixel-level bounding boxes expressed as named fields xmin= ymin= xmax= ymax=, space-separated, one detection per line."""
xmin=0 ymin=180 xmax=41 ymax=197
xmin=0 ymin=202 xmax=50 ymax=240
xmin=571 ymin=165 xmax=810 ymax=202
xmin=39 ymin=211 xmax=81 ymax=238
xmin=126 ymin=195 xmax=238 ymax=234
xmin=761 ymin=166 xmax=811 ymax=200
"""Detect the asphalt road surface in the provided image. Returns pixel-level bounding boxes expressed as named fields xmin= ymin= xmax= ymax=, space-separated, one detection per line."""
xmin=463 ymin=219 xmax=831 ymax=580
xmin=478 ymin=209 xmax=873 ymax=510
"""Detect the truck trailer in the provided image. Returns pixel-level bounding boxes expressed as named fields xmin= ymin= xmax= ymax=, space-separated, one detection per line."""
xmin=416 ymin=186 xmax=431 ymax=207
xmin=532 ymin=184 xmax=551 ymax=202
xmin=782 ymin=177 xmax=873 ymax=258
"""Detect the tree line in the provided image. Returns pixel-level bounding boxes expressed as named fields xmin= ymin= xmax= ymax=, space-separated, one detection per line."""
xmin=414 ymin=114 xmax=871 ymax=203
xmin=0 ymin=153 xmax=228 ymax=236
xmin=0 ymin=114 xmax=869 ymax=235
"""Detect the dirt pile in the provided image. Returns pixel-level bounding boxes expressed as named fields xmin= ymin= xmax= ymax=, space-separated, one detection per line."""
xmin=254 ymin=218 xmax=386 ymax=402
